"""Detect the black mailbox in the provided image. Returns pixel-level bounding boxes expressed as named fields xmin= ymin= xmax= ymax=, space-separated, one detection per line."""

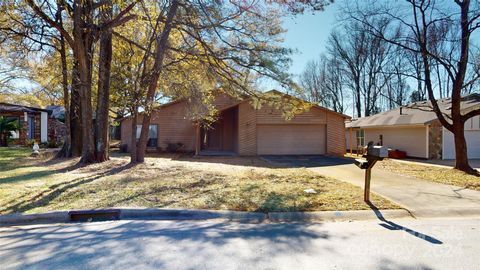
xmin=354 ymin=159 xmax=369 ymax=169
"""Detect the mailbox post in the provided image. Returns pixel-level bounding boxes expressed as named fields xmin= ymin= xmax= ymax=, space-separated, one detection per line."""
xmin=354 ymin=145 xmax=388 ymax=202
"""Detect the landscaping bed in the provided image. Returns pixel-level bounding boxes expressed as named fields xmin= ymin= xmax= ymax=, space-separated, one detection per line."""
xmin=0 ymin=148 xmax=398 ymax=215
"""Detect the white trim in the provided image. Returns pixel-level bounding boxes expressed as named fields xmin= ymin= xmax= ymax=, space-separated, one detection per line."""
xmin=442 ymin=127 xmax=446 ymax=160
xmin=359 ymin=124 xmax=427 ymax=129
xmin=40 ymin=112 xmax=48 ymax=143
xmin=426 ymin=125 xmax=429 ymax=159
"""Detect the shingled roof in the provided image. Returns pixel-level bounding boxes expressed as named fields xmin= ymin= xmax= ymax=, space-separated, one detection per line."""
xmin=0 ymin=103 xmax=52 ymax=114
xmin=346 ymin=94 xmax=480 ymax=128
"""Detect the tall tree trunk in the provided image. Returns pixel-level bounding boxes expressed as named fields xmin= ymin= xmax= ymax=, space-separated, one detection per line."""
xmin=129 ymin=110 xmax=138 ymax=162
xmin=134 ymin=0 xmax=180 ymax=163
xmin=74 ymin=0 xmax=95 ymax=164
xmin=56 ymin=30 xmax=72 ymax=158
xmin=355 ymin=82 xmax=361 ymax=118
xmin=95 ymin=0 xmax=113 ymax=162
xmin=452 ymin=122 xmax=474 ymax=173
xmin=70 ymin=61 xmax=82 ymax=157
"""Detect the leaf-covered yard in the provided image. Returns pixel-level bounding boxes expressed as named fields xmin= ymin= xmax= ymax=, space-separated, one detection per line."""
xmin=0 ymin=148 xmax=398 ymax=215
xmin=377 ymin=159 xmax=480 ymax=191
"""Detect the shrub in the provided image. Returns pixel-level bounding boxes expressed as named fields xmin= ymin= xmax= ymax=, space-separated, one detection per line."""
xmin=47 ymin=140 xmax=59 ymax=148
xmin=166 ymin=142 xmax=184 ymax=153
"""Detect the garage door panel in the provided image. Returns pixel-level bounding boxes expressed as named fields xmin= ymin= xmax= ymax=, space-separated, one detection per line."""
xmin=257 ymin=124 xmax=326 ymax=155
xmin=443 ymin=129 xmax=480 ymax=159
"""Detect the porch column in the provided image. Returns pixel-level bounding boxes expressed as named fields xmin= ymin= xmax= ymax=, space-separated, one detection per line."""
xmin=349 ymin=128 xmax=353 ymax=155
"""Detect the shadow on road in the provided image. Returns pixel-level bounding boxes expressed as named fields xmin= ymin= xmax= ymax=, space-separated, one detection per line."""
xmin=368 ymin=202 xmax=443 ymax=245
xmin=0 ymin=221 xmax=335 ymax=269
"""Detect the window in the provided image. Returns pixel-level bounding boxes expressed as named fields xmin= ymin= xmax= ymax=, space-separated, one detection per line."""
xmin=136 ymin=125 xmax=158 ymax=147
xmin=28 ymin=116 xmax=35 ymax=139
xmin=356 ymin=129 xmax=365 ymax=147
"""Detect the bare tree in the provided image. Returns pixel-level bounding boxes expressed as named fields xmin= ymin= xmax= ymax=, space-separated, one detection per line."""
xmin=328 ymin=19 xmax=393 ymax=117
xmin=348 ymin=0 xmax=480 ymax=174
xmin=299 ymin=54 xmax=346 ymax=113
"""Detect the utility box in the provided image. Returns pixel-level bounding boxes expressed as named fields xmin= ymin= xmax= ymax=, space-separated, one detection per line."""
xmin=367 ymin=145 xmax=388 ymax=158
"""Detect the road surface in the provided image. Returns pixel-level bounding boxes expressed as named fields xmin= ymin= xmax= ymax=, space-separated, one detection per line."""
xmin=1 ymin=217 xmax=479 ymax=269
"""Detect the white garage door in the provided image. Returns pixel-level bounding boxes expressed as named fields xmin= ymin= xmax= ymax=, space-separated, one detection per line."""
xmin=443 ymin=129 xmax=480 ymax=159
xmin=257 ymin=124 xmax=326 ymax=155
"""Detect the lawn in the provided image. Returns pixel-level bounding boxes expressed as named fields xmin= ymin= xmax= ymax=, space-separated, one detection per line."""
xmin=0 ymin=147 xmax=398 ymax=215
xmin=376 ymin=159 xmax=480 ymax=191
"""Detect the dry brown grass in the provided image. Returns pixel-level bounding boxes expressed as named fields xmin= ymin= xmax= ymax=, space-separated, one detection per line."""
xmin=377 ymin=159 xmax=480 ymax=191
xmin=0 ymin=148 xmax=398 ymax=214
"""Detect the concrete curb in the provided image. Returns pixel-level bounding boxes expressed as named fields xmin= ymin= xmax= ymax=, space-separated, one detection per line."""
xmin=0 ymin=211 xmax=70 ymax=226
xmin=0 ymin=208 xmax=414 ymax=227
xmin=119 ymin=208 xmax=267 ymax=223
xmin=268 ymin=209 xmax=412 ymax=222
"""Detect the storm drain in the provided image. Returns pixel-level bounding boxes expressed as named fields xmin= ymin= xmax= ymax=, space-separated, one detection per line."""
xmin=68 ymin=209 xmax=120 ymax=222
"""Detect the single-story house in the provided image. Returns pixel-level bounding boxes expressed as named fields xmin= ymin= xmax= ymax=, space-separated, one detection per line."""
xmin=346 ymin=94 xmax=480 ymax=160
xmin=0 ymin=103 xmax=66 ymax=146
xmin=0 ymin=103 xmax=51 ymax=145
xmin=120 ymin=90 xmax=350 ymax=156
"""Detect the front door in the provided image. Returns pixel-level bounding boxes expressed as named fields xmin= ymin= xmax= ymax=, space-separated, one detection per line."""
xmin=202 ymin=121 xmax=223 ymax=151
xmin=27 ymin=116 xmax=35 ymax=140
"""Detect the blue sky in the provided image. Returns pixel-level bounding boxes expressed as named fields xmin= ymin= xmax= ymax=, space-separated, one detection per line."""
xmin=280 ymin=1 xmax=342 ymax=80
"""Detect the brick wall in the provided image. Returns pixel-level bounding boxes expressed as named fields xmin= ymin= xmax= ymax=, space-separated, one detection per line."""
xmin=428 ymin=120 xmax=443 ymax=159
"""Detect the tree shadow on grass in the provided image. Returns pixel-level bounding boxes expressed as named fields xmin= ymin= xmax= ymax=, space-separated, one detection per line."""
xmin=2 ymin=162 xmax=136 ymax=214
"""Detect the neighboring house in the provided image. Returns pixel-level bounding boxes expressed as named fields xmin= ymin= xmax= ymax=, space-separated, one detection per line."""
xmin=120 ymin=90 xmax=350 ymax=156
xmin=46 ymin=105 xmax=67 ymax=143
xmin=0 ymin=103 xmax=51 ymax=145
xmin=346 ymin=94 xmax=480 ymax=160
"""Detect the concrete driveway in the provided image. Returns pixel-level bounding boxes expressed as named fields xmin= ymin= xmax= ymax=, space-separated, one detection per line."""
xmin=263 ymin=155 xmax=480 ymax=218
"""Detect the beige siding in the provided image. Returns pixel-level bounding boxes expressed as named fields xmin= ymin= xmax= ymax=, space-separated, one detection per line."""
xmin=212 ymin=93 xmax=242 ymax=111
xmin=365 ymin=126 xmax=428 ymax=158
xmin=345 ymin=127 xmax=359 ymax=152
xmin=238 ymin=102 xmax=257 ymax=155
xmin=257 ymin=124 xmax=326 ymax=155
xmin=120 ymin=102 xmax=196 ymax=151
xmin=154 ymin=102 xmax=196 ymax=151
xmin=256 ymin=106 xmax=327 ymax=125
xmin=120 ymin=117 xmax=134 ymax=150
xmin=326 ymin=113 xmax=346 ymax=155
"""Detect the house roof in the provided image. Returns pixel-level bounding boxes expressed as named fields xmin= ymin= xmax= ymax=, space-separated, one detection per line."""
xmin=0 ymin=103 xmax=52 ymax=115
xmin=346 ymin=94 xmax=480 ymax=128
xmin=117 ymin=89 xmax=351 ymax=122
xmin=265 ymin=90 xmax=351 ymax=119
xmin=45 ymin=105 xmax=65 ymax=119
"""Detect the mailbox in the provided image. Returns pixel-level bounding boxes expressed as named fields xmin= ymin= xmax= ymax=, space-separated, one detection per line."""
xmin=354 ymin=159 xmax=369 ymax=169
xmin=366 ymin=145 xmax=388 ymax=159
xmin=355 ymin=144 xmax=389 ymax=202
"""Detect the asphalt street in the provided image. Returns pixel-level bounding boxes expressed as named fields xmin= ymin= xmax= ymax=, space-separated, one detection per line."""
xmin=1 ymin=217 xmax=479 ymax=270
